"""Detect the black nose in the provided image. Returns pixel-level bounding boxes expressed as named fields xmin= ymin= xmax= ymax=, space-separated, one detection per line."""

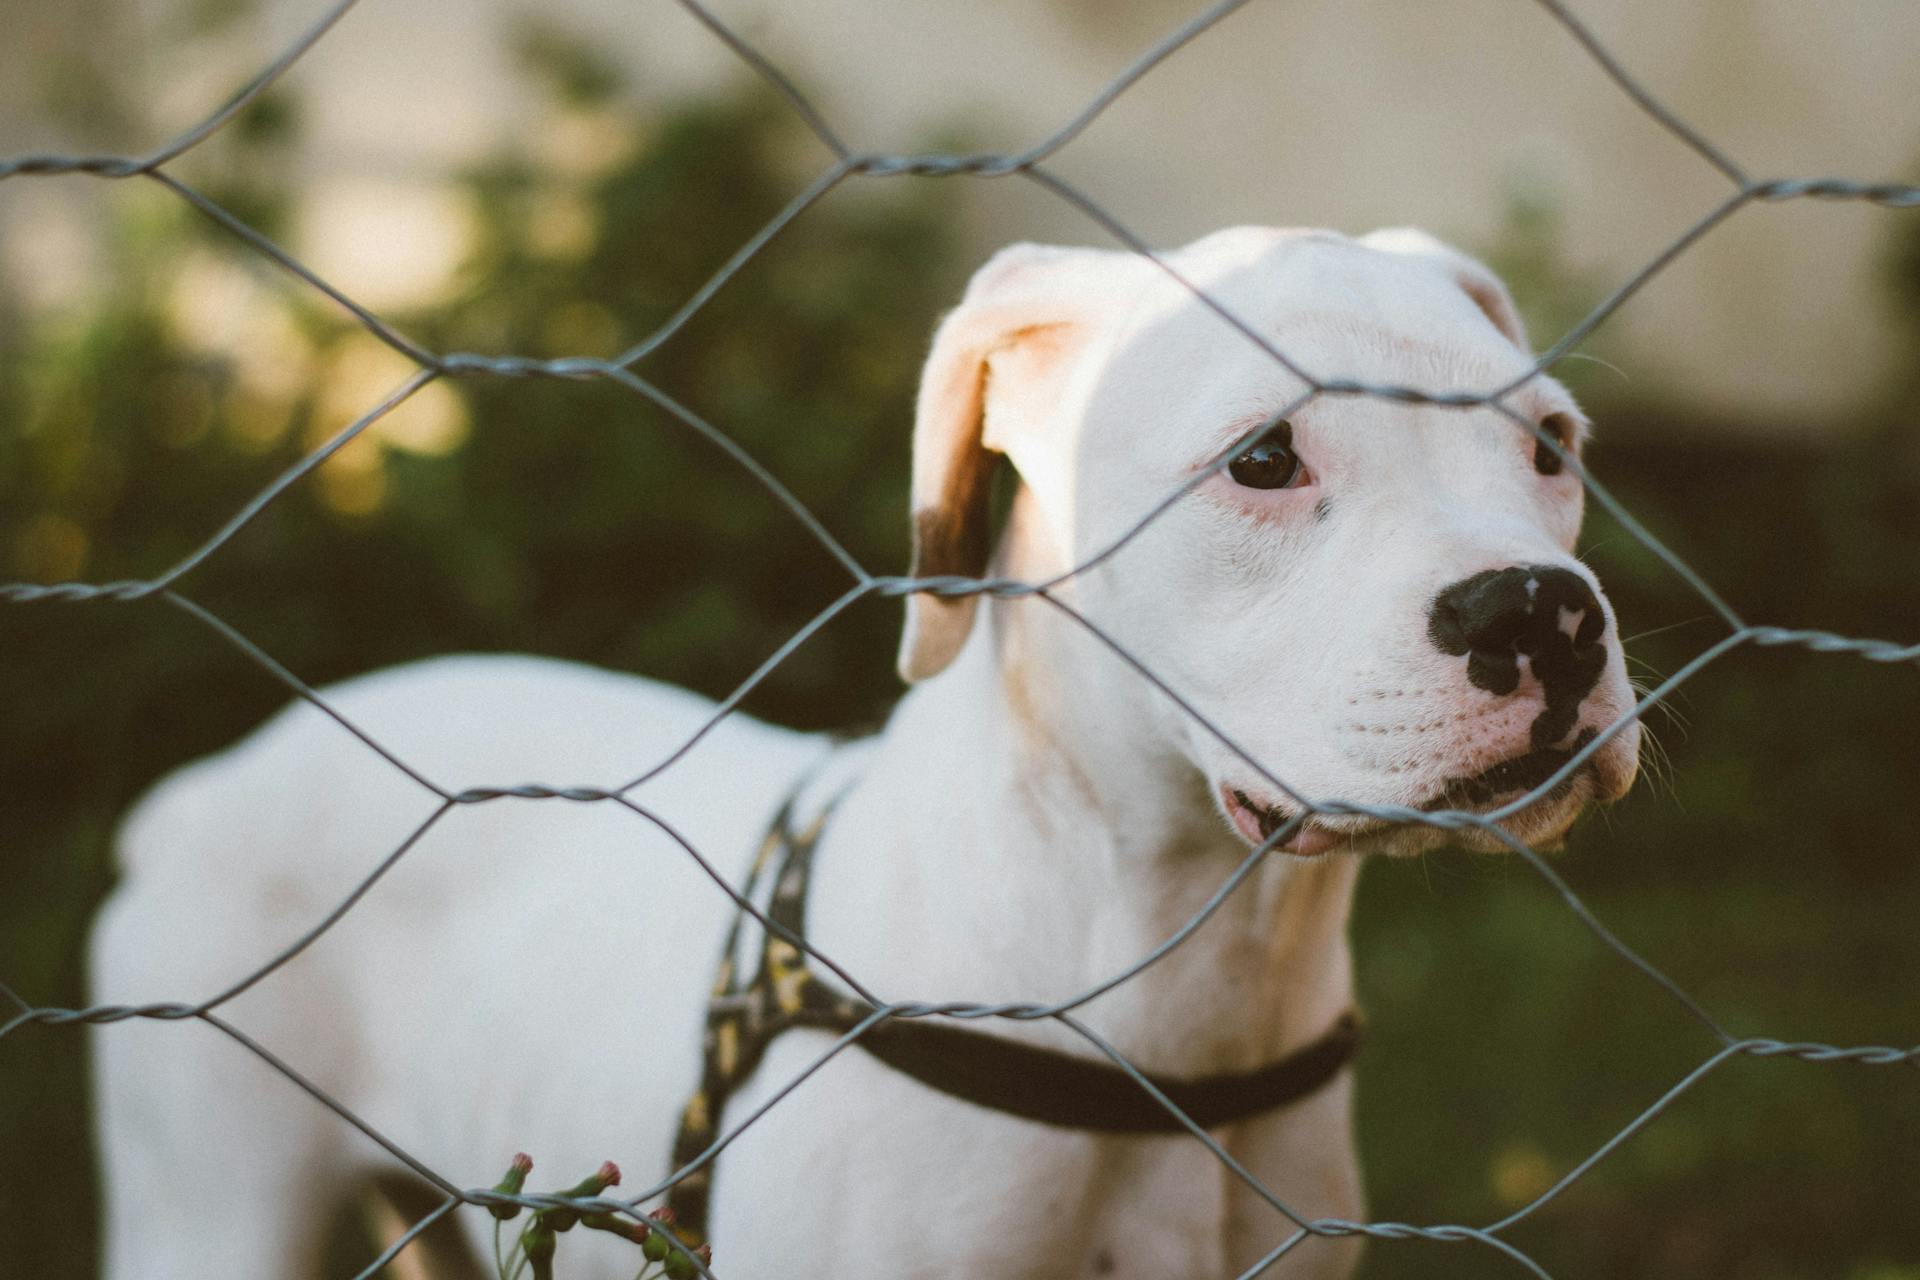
xmin=1429 ymin=565 xmax=1606 ymax=697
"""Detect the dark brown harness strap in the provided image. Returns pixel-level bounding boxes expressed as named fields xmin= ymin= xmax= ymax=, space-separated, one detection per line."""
xmin=665 ymin=776 xmax=1363 ymax=1246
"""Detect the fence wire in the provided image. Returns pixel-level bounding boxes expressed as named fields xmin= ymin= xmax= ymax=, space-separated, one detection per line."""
xmin=3 ymin=0 xmax=1919 ymax=1277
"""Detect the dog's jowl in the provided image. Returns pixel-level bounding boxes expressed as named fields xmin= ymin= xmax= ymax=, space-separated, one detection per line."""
xmin=90 ymin=226 xmax=1639 ymax=1279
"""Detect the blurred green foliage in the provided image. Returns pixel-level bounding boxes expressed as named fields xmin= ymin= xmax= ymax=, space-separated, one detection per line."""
xmin=2 ymin=27 xmax=1917 ymax=1279
xmin=1481 ymin=170 xmax=1615 ymax=381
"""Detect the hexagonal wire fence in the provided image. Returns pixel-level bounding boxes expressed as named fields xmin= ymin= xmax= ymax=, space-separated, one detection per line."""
xmin=2 ymin=1 xmax=1917 ymax=1277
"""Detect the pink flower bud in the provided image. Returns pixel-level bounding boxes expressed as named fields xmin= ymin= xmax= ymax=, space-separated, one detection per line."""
xmin=551 ymin=1159 xmax=623 ymax=1232
xmin=487 ymin=1152 xmax=535 ymax=1221
xmin=560 ymin=1160 xmax=622 ymax=1198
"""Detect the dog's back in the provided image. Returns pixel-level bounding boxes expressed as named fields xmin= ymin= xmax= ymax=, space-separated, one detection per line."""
xmin=89 ymin=654 xmax=821 ymax=1279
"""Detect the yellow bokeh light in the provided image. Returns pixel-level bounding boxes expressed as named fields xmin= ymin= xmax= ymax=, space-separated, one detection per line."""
xmin=312 ymin=334 xmax=470 ymax=458
xmin=526 ymin=188 xmax=600 ymax=263
xmin=317 ymin=453 xmax=388 ymax=518
xmin=296 ymin=179 xmax=479 ymax=313
xmin=170 ymin=250 xmax=317 ymax=457
xmin=540 ymin=107 xmax=641 ymax=181
xmin=1489 ymin=1141 xmax=1555 ymax=1209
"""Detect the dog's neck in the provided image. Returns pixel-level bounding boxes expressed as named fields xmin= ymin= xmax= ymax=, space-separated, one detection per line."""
xmin=810 ymin=516 xmax=1357 ymax=1075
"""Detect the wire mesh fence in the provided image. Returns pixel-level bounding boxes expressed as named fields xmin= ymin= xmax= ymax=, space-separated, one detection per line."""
xmin=2 ymin=0 xmax=1918 ymax=1276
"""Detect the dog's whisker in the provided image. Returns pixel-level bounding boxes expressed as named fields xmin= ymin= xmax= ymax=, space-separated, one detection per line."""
xmin=1553 ymin=350 xmax=1632 ymax=384
xmin=1627 ymin=671 xmax=1695 ymax=736
xmin=1622 ymin=615 xmax=1716 ymax=646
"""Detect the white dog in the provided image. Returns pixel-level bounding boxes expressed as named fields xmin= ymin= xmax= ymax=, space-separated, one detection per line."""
xmin=90 ymin=226 xmax=1640 ymax=1280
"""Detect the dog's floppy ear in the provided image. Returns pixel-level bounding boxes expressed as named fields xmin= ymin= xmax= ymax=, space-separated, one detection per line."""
xmin=899 ymin=243 xmax=1103 ymax=683
xmin=1361 ymin=228 xmax=1530 ymax=352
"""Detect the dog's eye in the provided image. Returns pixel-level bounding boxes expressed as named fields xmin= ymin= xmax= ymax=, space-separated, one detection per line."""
xmin=1228 ymin=425 xmax=1307 ymax=491
xmin=1533 ymin=413 xmax=1575 ymax=477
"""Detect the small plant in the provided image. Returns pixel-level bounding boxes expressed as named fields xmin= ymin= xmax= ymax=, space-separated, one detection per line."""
xmin=486 ymin=1154 xmax=712 ymax=1280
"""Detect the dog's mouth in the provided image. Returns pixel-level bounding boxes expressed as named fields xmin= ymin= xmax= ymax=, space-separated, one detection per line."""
xmin=1421 ymin=727 xmax=1598 ymax=812
xmin=1222 ymin=784 xmax=1350 ymax=856
xmin=1220 ymin=728 xmax=1602 ymax=857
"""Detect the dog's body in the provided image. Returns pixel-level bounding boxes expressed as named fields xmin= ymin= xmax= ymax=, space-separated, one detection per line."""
xmin=91 ymin=227 xmax=1639 ymax=1279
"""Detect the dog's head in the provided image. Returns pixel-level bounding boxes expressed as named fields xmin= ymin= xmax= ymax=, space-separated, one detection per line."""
xmin=900 ymin=226 xmax=1639 ymax=857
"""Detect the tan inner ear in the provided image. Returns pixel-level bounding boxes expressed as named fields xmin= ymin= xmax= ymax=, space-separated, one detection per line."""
xmin=980 ymin=324 xmax=1081 ymax=453
xmin=1359 ymin=229 xmax=1531 ymax=353
xmin=900 ymin=319 xmax=1081 ymax=683
xmin=910 ymin=320 xmax=1082 ymax=585
xmin=1456 ymin=272 xmax=1529 ymax=352
xmin=908 ymin=323 xmax=1078 ymax=576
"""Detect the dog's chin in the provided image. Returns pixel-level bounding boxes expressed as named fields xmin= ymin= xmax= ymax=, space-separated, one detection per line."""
xmin=1409 ymin=769 xmax=1598 ymax=856
xmin=1216 ymin=754 xmax=1613 ymax=860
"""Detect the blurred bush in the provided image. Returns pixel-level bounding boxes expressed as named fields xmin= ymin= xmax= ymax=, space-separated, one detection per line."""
xmin=1 ymin=21 xmax=1916 ymax=1278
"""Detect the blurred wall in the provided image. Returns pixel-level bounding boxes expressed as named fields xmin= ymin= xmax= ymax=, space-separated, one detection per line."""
xmin=5 ymin=0 xmax=1917 ymax=431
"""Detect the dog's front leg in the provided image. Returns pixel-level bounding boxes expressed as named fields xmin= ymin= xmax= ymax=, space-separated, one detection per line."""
xmin=1220 ymin=1073 xmax=1365 ymax=1278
